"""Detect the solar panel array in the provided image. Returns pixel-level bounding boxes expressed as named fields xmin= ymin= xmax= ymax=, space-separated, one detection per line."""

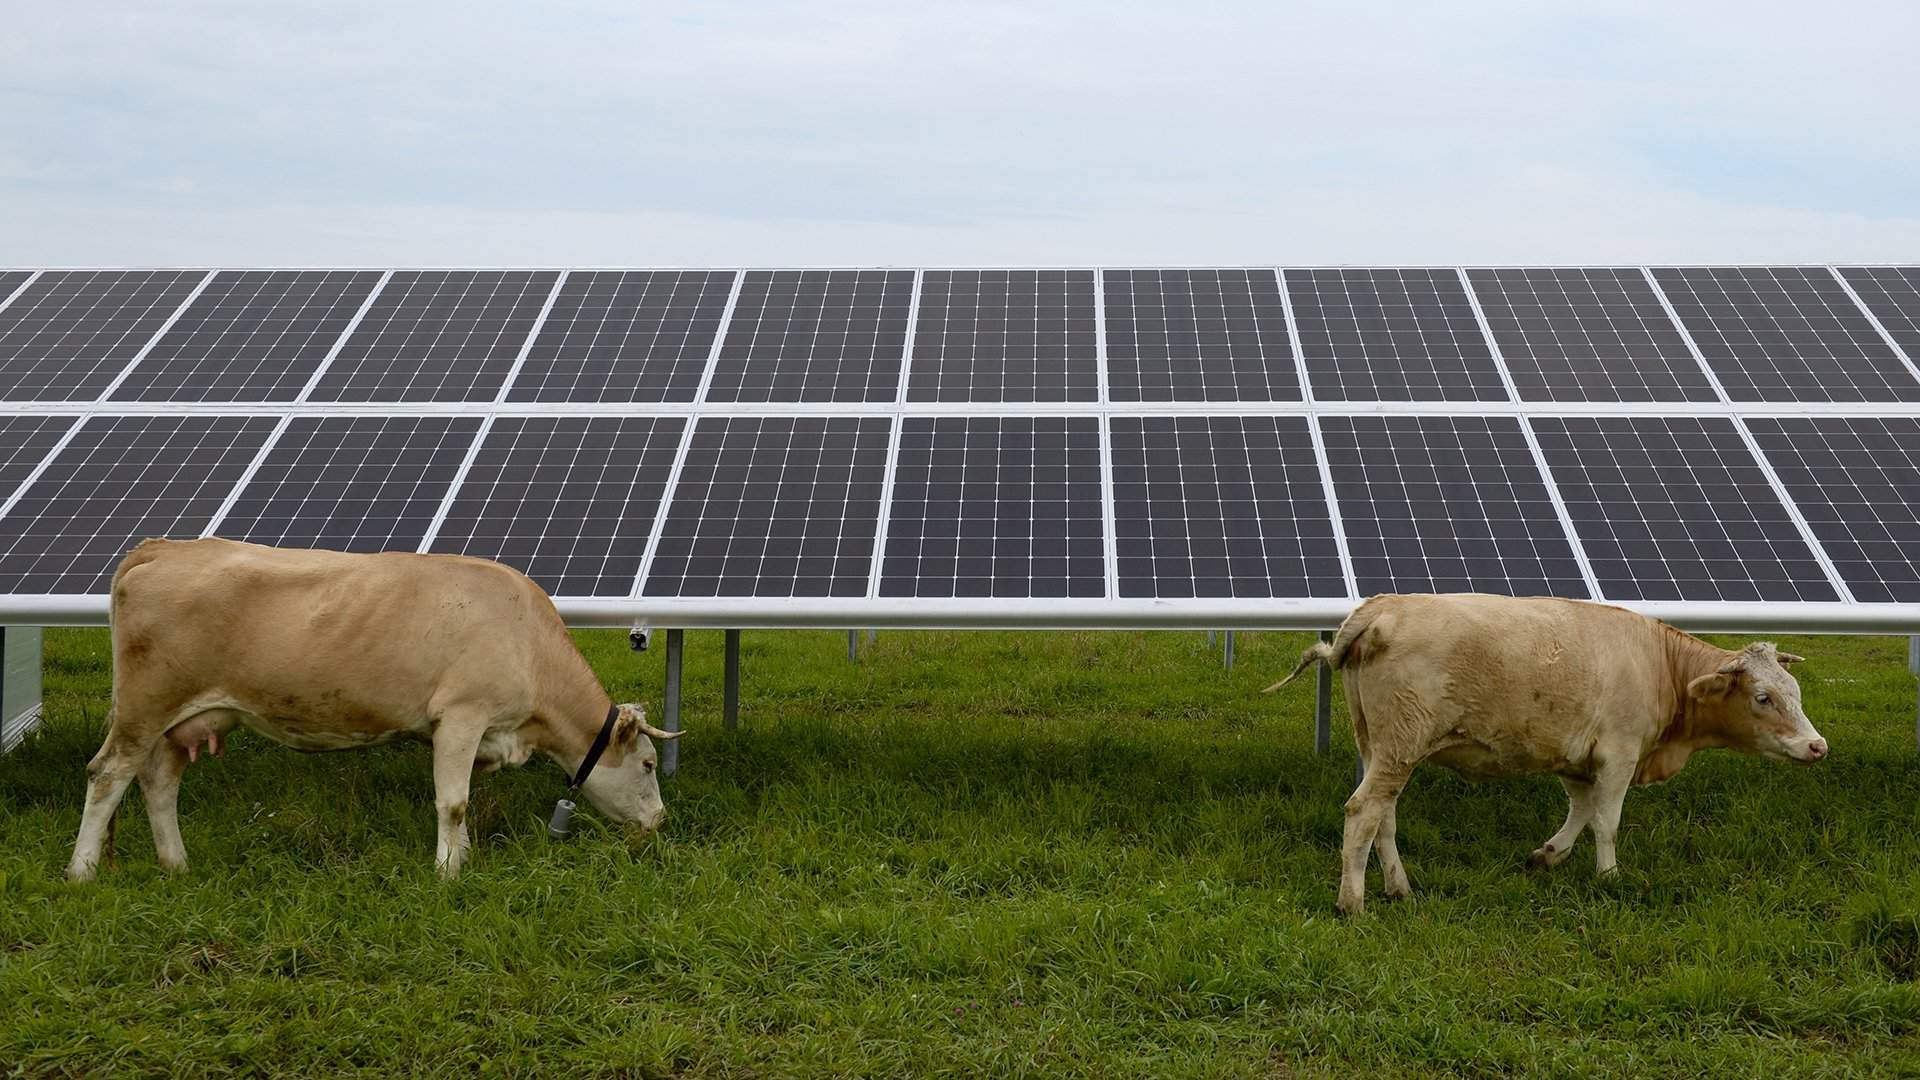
xmin=0 ymin=265 xmax=1916 ymax=623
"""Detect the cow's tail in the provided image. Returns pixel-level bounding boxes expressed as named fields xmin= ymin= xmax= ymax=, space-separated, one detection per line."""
xmin=1260 ymin=598 xmax=1389 ymax=693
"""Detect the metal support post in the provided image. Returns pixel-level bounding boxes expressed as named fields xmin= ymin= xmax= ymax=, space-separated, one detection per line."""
xmin=1315 ymin=629 xmax=1333 ymax=756
xmin=866 ymin=629 xmax=876 ymax=646
xmin=1207 ymin=630 xmax=1216 ymax=647
xmin=1910 ymin=636 xmax=1919 ymax=753
xmin=1224 ymin=630 xmax=1235 ymax=672
xmin=848 ymin=630 xmax=858 ymax=662
xmin=660 ymin=629 xmax=683 ymax=778
xmin=0 ymin=626 xmax=43 ymax=754
xmin=724 ymin=629 xmax=741 ymax=731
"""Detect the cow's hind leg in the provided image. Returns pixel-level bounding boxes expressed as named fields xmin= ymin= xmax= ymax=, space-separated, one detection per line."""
xmin=66 ymin=730 xmax=154 ymax=882
xmin=1339 ymin=760 xmax=1413 ymax=916
xmin=429 ymin=713 xmax=489 ymax=878
xmin=139 ymin=739 xmax=192 ymax=873
xmin=1529 ymin=777 xmax=1595 ymax=871
xmin=1374 ymin=798 xmax=1412 ymax=900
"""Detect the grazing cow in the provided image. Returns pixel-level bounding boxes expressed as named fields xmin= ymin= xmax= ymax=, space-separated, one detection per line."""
xmin=1267 ymin=593 xmax=1827 ymax=916
xmin=67 ymin=538 xmax=679 ymax=881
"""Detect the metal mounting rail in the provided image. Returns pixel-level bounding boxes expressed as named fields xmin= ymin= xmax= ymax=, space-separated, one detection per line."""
xmin=7 ymin=594 xmax=1917 ymax=635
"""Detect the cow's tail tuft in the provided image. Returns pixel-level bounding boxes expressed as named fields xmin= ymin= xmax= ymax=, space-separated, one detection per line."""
xmin=1262 ymin=641 xmax=1334 ymax=693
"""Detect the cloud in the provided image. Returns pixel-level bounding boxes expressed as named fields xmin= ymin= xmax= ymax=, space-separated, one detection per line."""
xmin=1 ymin=1 xmax=1914 ymax=264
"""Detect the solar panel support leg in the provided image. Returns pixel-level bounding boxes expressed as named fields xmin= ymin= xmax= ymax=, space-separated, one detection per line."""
xmin=848 ymin=630 xmax=857 ymax=663
xmin=0 ymin=627 xmax=42 ymax=755
xmin=1909 ymin=636 xmax=1919 ymax=753
xmin=1224 ymin=631 xmax=1235 ymax=672
xmin=1207 ymin=630 xmax=1216 ymax=647
xmin=660 ymin=629 xmax=683 ymax=778
xmin=1315 ymin=629 xmax=1333 ymax=757
xmin=724 ymin=629 xmax=741 ymax=732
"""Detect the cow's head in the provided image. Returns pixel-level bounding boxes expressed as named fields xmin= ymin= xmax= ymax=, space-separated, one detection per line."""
xmin=578 ymin=703 xmax=678 ymax=833
xmin=1686 ymin=642 xmax=1827 ymax=764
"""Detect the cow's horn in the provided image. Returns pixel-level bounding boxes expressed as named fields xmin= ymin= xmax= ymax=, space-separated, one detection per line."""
xmin=637 ymin=718 xmax=682 ymax=741
xmin=1777 ymin=651 xmax=1806 ymax=664
xmin=1716 ymin=655 xmax=1747 ymax=674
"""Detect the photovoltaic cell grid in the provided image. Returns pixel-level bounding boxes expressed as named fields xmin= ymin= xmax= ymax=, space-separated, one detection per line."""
xmin=0 ymin=273 xmax=28 ymax=304
xmin=1530 ymin=416 xmax=1839 ymax=603
xmin=0 ymin=415 xmax=78 ymax=503
xmin=0 ymin=414 xmax=279 ymax=594
xmin=111 ymin=270 xmax=383 ymax=402
xmin=1650 ymin=267 xmax=1920 ymax=402
xmin=429 ymin=416 xmax=686 ymax=597
xmin=1110 ymin=415 xmax=1344 ymax=599
xmin=312 ymin=271 xmax=560 ymax=402
xmin=645 ymin=416 xmax=890 ymax=598
xmin=0 ymin=270 xmax=206 ymax=400
xmin=908 ymin=271 xmax=1098 ymax=402
xmin=217 ymin=415 xmax=483 ymax=553
xmin=1103 ymin=269 xmax=1299 ymax=402
xmin=706 ymin=271 xmax=912 ymax=403
xmin=511 ymin=271 xmax=734 ymax=403
xmin=1747 ymin=416 xmax=1920 ymax=604
xmin=879 ymin=416 xmax=1105 ymax=599
xmin=1286 ymin=268 xmax=1506 ymax=402
xmin=1839 ymin=267 xmax=1920 ymax=356
xmin=1465 ymin=268 xmax=1714 ymax=403
xmin=1320 ymin=415 xmax=1587 ymax=598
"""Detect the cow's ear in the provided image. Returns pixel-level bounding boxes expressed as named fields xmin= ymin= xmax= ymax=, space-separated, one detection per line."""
xmin=611 ymin=705 xmax=643 ymax=750
xmin=1688 ymin=672 xmax=1736 ymax=700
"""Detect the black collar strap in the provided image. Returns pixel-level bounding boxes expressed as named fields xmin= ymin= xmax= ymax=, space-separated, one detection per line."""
xmin=569 ymin=705 xmax=621 ymax=790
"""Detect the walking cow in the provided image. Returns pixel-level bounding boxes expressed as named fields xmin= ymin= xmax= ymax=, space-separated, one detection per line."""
xmin=67 ymin=538 xmax=679 ymax=881
xmin=1268 ymin=593 xmax=1828 ymax=916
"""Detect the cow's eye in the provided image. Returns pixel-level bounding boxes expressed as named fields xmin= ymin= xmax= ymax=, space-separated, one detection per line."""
xmin=643 ymin=758 xmax=655 ymax=773
xmin=1755 ymin=692 xmax=1771 ymax=706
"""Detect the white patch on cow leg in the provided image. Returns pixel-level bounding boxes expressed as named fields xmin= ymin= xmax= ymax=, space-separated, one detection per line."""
xmin=430 ymin=719 xmax=487 ymax=879
xmin=138 ymin=740 xmax=191 ymax=873
xmin=1587 ymin=762 xmax=1636 ymax=878
xmin=1530 ymin=777 xmax=1595 ymax=870
xmin=1374 ymin=800 xmax=1412 ymax=900
xmin=65 ymin=742 xmax=146 ymax=882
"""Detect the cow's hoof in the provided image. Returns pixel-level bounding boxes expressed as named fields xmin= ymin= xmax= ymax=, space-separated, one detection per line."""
xmin=1335 ymin=897 xmax=1366 ymax=918
xmin=1526 ymin=845 xmax=1560 ymax=871
xmin=64 ymin=863 xmax=96 ymax=883
xmin=1382 ymin=882 xmax=1412 ymax=901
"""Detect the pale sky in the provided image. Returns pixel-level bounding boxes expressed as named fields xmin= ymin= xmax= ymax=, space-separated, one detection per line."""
xmin=3 ymin=1 xmax=1915 ymax=267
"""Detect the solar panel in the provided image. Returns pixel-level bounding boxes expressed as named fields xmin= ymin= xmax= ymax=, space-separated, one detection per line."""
xmin=216 ymin=415 xmax=483 ymax=553
xmin=428 ymin=416 xmax=686 ymax=597
xmin=1649 ymin=266 xmax=1919 ymax=402
xmin=0 ymin=273 xmax=29 ymax=305
xmin=1465 ymin=268 xmax=1714 ymax=402
xmin=1110 ymin=415 xmax=1344 ymax=599
xmin=1103 ymin=269 xmax=1300 ymax=402
xmin=644 ymin=416 xmax=890 ymax=598
xmin=907 ymin=270 xmax=1098 ymax=402
xmin=0 ymin=270 xmax=206 ymax=400
xmin=1838 ymin=267 xmax=1920 ymax=356
xmin=705 ymin=271 xmax=911 ymax=403
xmin=1286 ymin=268 xmax=1506 ymax=402
xmin=879 ymin=416 xmax=1104 ymax=599
xmin=0 ymin=415 xmax=79 ymax=503
xmin=1530 ymin=416 xmax=1839 ymax=603
xmin=1321 ymin=415 xmax=1588 ymax=598
xmin=509 ymin=270 xmax=735 ymax=403
xmin=110 ymin=270 xmax=383 ymax=402
xmin=311 ymin=270 xmax=560 ymax=402
xmin=1747 ymin=416 xmax=1920 ymax=604
xmin=0 ymin=414 xmax=278 ymax=593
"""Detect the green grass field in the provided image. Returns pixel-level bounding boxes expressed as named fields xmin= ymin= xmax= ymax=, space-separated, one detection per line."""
xmin=4 ymin=627 xmax=1920 ymax=1077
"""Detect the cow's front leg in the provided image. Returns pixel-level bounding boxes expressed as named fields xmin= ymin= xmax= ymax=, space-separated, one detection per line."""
xmin=1529 ymin=777 xmax=1595 ymax=870
xmin=1587 ymin=759 xmax=1637 ymax=878
xmin=429 ymin=717 xmax=488 ymax=878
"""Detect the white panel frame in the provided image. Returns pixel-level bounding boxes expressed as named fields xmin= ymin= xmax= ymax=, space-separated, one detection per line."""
xmin=1827 ymin=264 xmax=1920 ymax=388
